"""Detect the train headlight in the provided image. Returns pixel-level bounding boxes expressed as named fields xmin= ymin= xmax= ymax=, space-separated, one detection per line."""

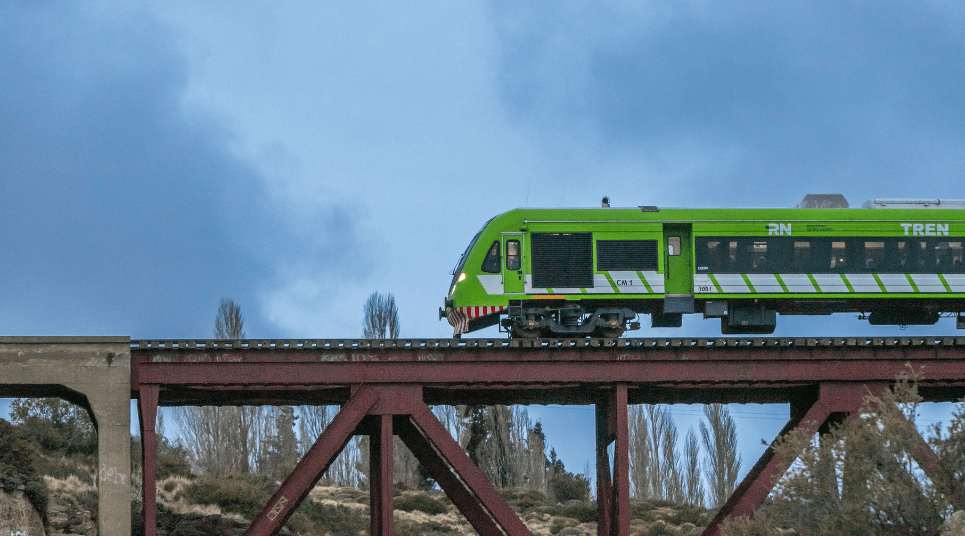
xmin=450 ymin=273 xmax=466 ymax=296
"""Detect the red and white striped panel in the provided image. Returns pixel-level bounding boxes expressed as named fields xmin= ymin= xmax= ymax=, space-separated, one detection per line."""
xmin=447 ymin=306 xmax=507 ymax=335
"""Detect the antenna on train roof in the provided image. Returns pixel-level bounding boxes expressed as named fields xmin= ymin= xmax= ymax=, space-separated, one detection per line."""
xmin=796 ymin=194 xmax=849 ymax=208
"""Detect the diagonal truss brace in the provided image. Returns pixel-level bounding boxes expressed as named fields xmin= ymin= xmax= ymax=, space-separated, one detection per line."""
xmin=244 ymin=386 xmax=380 ymax=535
xmin=701 ymin=381 xmax=962 ymax=536
xmin=701 ymin=383 xmax=874 ymax=536
xmin=243 ymin=384 xmax=532 ymax=536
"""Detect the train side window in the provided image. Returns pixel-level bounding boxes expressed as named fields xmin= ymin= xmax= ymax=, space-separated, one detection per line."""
xmin=792 ymin=241 xmax=811 ymax=272
xmin=695 ymin=238 xmax=720 ymax=272
xmin=830 ymin=241 xmax=848 ymax=271
xmin=506 ymin=240 xmax=521 ymax=271
xmin=950 ymin=241 xmax=964 ymax=273
xmin=481 ymin=241 xmax=501 ymax=273
xmin=668 ymin=236 xmax=681 ymax=256
xmin=767 ymin=238 xmax=791 ymax=274
xmin=749 ymin=241 xmax=768 ymax=272
xmin=863 ymin=241 xmax=885 ymax=272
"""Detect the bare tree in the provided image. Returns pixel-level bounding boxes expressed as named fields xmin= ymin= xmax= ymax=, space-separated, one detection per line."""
xmin=701 ymin=404 xmax=741 ymax=508
xmin=646 ymin=405 xmax=670 ymax=500
xmin=176 ymin=299 xmax=265 ymax=476
xmin=214 ymin=298 xmax=245 ymax=339
xmin=684 ymin=428 xmax=704 ymax=506
xmin=363 ymin=292 xmax=399 ymax=339
xmin=661 ymin=414 xmax=684 ymax=503
xmin=629 ymin=405 xmax=652 ymax=499
xmin=629 ymin=405 xmax=687 ymax=502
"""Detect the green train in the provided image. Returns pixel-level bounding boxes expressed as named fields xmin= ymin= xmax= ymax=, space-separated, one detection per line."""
xmin=441 ymin=199 xmax=965 ymax=338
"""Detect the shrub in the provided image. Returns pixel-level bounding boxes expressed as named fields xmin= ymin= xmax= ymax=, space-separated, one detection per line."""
xmin=396 ymin=520 xmax=455 ymax=535
xmin=560 ymin=502 xmax=597 ymax=523
xmin=642 ymin=520 xmax=675 ymax=536
xmin=500 ymin=488 xmax=548 ymax=511
xmin=181 ymin=474 xmax=273 ymax=519
xmin=549 ymin=471 xmax=591 ymax=503
xmin=297 ymin=500 xmax=368 ymax=535
xmin=0 ymin=418 xmax=50 ymax=525
xmin=394 ymin=493 xmax=449 ymax=515
xmin=667 ymin=504 xmax=709 ymax=526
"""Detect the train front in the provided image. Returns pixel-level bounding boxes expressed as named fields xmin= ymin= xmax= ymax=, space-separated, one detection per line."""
xmin=440 ymin=216 xmax=507 ymax=337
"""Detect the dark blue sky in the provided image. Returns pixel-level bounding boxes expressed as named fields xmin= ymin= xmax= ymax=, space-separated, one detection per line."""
xmin=2 ymin=0 xmax=964 ymax=486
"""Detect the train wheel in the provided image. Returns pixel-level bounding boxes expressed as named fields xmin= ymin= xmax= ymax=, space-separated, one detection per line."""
xmin=594 ymin=327 xmax=625 ymax=339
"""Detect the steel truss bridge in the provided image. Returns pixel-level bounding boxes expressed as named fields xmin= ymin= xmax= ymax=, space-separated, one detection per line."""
xmin=128 ymin=336 xmax=965 ymax=536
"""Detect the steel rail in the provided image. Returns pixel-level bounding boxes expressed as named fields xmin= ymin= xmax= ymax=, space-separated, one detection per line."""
xmin=131 ymin=335 xmax=965 ymax=350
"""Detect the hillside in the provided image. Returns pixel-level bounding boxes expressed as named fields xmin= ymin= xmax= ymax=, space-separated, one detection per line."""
xmin=137 ymin=474 xmax=711 ymax=536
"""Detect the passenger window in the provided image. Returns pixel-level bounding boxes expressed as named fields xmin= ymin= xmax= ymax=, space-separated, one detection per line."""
xmin=668 ymin=236 xmax=681 ymax=256
xmin=695 ymin=239 xmax=721 ymax=272
xmin=506 ymin=240 xmax=521 ymax=271
xmin=793 ymin=241 xmax=811 ymax=272
xmin=830 ymin=241 xmax=848 ymax=271
xmin=750 ymin=241 xmax=768 ymax=272
xmin=481 ymin=241 xmax=500 ymax=273
xmin=863 ymin=241 xmax=885 ymax=272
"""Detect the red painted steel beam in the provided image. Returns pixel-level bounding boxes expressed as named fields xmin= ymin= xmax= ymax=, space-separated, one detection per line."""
xmin=402 ymin=401 xmax=534 ymax=536
xmin=595 ymin=385 xmax=630 ymax=536
xmin=396 ymin=418 xmax=512 ymax=536
xmin=611 ymin=385 xmax=629 ymax=536
xmin=369 ymin=414 xmax=394 ymax=536
xmin=596 ymin=398 xmax=613 ymax=536
xmin=131 ymin=359 xmax=965 ymax=392
xmin=898 ymin=411 xmax=965 ymax=511
xmin=702 ymin=382 xmax=876 ymax=536
xmin=244 ymin=386 xmax=379 ymax=536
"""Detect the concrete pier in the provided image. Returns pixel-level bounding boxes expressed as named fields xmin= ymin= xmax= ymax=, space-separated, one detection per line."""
xmin=0 ymin=337 xmax=131 ymax=536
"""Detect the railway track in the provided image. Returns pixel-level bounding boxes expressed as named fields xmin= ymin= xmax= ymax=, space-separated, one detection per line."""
xmin=130 ymin=335 xmax=965 ymax=350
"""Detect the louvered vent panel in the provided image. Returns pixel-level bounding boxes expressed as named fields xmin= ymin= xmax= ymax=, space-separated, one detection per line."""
xmin=531 ymin=233 xmax=593 ymax=289
xmin=597 ymin=240 xmax=659 ymax=271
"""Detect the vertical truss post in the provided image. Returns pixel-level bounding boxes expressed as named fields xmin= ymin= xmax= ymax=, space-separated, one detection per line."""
xmin=596 ymin=385 xmax=629 ymax=536
xmin=595 ymin=396 xmax=613 ymax=536
xmin=702 ymin=383 xmax=872 ymax=536
xmin=369 ymin=414 xmax=394 ymax=536
xmin=137 ymin=385 xmax=159 ymax=536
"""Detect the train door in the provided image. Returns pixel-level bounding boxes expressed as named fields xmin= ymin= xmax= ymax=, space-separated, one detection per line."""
xmin=663 ymin=224 xmax=694 ymax=312
xmin=502 ymin=233 xmax=525 ymax=294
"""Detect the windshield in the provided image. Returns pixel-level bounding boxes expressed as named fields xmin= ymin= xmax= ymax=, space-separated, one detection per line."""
xmin=449 ymin=217 xmax=495 ymax=289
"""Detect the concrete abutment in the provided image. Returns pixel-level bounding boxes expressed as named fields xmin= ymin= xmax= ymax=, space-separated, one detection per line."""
xmin=0 ymin=337 xmax=131 ymax=536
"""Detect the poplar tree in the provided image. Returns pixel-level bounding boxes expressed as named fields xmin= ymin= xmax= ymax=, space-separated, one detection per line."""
xmin=176 ymin=298 xmax=266 ymax=476
xmin=359 ymin=292 xmax=430 ymax=487
xmin=628 ymin=405 xmax=652 ymax=499
xmin=684 ymin=429 xmax=704 ymax=506
xmin=701 ymin=404 xmax=741 ymax=508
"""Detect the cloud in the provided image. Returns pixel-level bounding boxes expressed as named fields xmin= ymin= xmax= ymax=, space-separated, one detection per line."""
xmin=0 ymin=2 xmax=375 ymax=337
xmin=490 ymin=1 xmax=965 ymax=205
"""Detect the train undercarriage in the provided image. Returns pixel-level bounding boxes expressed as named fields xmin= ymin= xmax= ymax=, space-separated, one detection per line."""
xmin=491 ymin=298 xmax=965 ymax=338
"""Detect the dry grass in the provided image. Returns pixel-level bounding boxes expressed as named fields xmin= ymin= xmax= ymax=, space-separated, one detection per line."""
xmin=153 ymin=475 xmax=243 ymax=519
xmin=43 ymin=475 xmax=93 ymax=496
